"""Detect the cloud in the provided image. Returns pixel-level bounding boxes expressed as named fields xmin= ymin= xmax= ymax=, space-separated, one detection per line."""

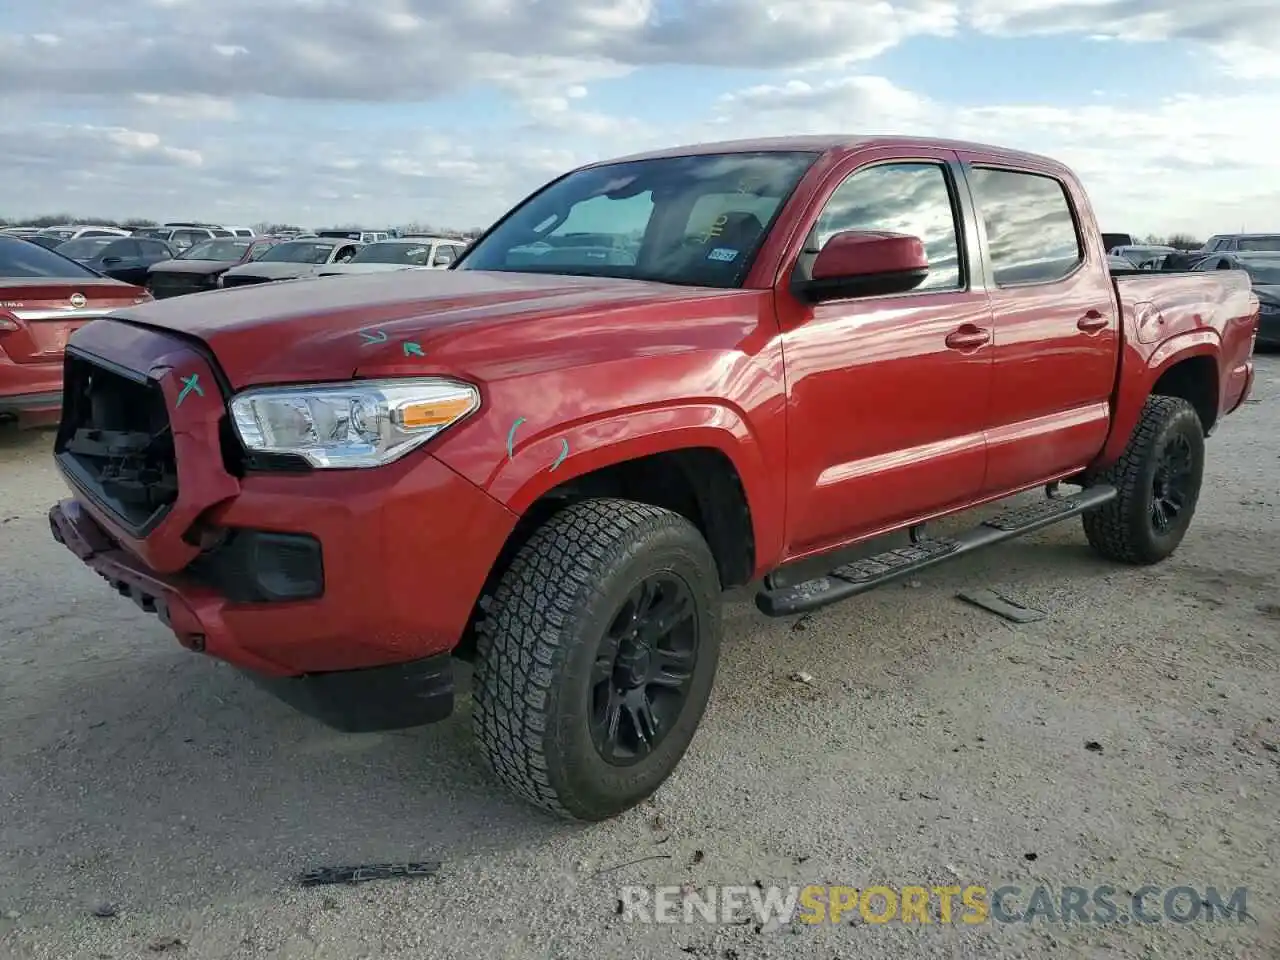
xmin=708 ymin=77 xmax=1280 ymax=238
xmin=0 ymin=0 xmax=956 ymax=102
xmin=966 ymin=0 xmax=1280 ymax=77
xmin=1 ymin=0 xmax=1278 ymax=234
xmin=132 ymin=93 xmax=238 ymax=122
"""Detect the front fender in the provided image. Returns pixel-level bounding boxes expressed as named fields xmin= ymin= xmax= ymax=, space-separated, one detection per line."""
xmin=1097 ymin=331 xmax=1220 ymax=468
xmin=436 ymin=401 xmax=783 ymax=576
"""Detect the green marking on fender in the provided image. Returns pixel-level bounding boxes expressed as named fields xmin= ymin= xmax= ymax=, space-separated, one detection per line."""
xmin=506 ymin=418 xmax=526 ymax=460
xmin=176 ymin=373 xmax=203 ymax=406
xmin=360 ymin=329 xmax=388 ymax=344
xmin=403 ymin=341 xmax=424 ymax=357
xmin=550 ymin=438 xmax=569 ymax=471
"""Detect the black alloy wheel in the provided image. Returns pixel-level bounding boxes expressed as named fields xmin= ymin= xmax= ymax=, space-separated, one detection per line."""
xmin=1150 ymin=432 xmax=1194 ymax=535
xmin=590 ymin=574 xmax=699 ymax=765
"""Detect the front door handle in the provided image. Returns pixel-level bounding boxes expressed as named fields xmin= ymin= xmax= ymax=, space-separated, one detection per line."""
xmin=1077 ymin=309 xmax=1109 ymax=332
xmin=945 ymin=324 xmax=991 ymax=350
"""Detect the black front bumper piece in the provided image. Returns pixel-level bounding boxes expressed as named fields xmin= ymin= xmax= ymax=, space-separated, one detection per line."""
xmin=244 ymin=654 xmax=455 ymax=733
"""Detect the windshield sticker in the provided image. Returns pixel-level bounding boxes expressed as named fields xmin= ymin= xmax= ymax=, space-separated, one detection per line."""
xmin=175 ymin=373 xmax=203 ymax=406
xmin=704 ymin=213 xmax=729 ymax=241
xmin=707 ymin=247 xmax=739 ymax=262
xmin=359 ymin=329 xmax=388 ymax=344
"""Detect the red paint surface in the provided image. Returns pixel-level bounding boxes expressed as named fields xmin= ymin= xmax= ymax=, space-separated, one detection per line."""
xmin=50 ymin=136 xmax=1259 ymax=675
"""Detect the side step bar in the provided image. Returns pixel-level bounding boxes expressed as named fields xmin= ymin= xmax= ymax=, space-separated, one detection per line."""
xmin=755 ymin=484 xmax=1117 ymax=617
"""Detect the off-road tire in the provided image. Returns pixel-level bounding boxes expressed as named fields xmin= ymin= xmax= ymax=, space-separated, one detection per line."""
xmin=1082 ymin=395 xmax=1205 ymax=564
xmin=471 ymin=498 xmax=722 ymax=821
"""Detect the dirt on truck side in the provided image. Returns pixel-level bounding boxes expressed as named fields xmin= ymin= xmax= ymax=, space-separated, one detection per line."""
xmin=46 ymin=134 xmax=1260 ymax=821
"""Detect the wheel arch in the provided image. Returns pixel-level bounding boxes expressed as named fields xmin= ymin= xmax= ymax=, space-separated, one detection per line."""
xmin=1098 ymin=336 xmax=1221 ymax=468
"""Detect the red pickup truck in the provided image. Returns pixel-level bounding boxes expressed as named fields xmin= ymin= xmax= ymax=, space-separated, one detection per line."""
xmin=47 ymin=136 xmax=1259 ymax=821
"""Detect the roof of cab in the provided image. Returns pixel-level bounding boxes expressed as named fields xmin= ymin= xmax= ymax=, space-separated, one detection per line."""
xmin=592 ymin=134 xmax=1066 ymax=172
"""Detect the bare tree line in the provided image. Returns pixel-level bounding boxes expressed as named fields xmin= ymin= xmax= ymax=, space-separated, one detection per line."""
xmin=1141 ymin=233 xmax=1202 ymax=250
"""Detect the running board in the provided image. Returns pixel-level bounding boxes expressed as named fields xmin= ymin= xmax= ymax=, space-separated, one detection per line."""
xmin=755 ymin=485 xmax=1117 ymax=617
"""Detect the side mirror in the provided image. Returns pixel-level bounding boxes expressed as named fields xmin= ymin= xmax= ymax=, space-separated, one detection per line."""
xmin=795 ymin=231 xmax=929 ymax=302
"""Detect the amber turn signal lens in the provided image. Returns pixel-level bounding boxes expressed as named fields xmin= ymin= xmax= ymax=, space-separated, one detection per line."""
xmin=395 ymin=394 xmax=476 ymax=429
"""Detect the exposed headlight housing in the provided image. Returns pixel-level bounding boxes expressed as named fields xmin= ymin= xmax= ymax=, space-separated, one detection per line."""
xmin=230 ymin=378 xmax=480 ymax=468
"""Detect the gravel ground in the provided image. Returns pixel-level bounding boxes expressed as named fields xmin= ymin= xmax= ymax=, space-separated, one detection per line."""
xmin=2 ymin=358 xmax=1277 ymax=960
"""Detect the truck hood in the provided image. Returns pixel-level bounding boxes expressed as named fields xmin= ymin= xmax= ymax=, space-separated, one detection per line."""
xmin=107 ymin=268 xmax=750 ymax=387
xmin=221 ymin=261 xmax=322 ymax=281
xmin=148 ymin=258 xmax=237 ymax=276
xmin=315 ymin=263 xmax=424 ymax=276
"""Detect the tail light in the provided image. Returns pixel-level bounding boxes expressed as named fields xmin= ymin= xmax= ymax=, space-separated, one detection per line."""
xmin=0 ymin=310 xmax=19 ymax=332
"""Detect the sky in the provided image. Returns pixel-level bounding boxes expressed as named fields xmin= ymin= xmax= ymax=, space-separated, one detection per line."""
xmin=1 ymin=0 xmax=1277 ymax=237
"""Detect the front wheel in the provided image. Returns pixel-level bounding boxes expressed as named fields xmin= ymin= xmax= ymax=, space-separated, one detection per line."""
xmin=471 ymin=499 xmax=722 ymax=821
xmin=1082 ymin=395 xmax=1206 ymax=564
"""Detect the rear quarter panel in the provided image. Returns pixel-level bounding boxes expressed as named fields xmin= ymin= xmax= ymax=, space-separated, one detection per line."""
xmin=1100 ymin=270 xmax=1258 ymax=466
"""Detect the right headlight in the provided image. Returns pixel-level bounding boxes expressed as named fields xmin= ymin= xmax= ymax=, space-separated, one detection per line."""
xmin=230 ymin=377 xmax=480 ymax=468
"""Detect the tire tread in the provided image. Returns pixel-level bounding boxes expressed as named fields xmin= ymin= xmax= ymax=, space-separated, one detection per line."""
xmin=1082 ymin=395 xmax=1201 ymax=564
xmin=471 ymin=498 xmax=705 ymax=818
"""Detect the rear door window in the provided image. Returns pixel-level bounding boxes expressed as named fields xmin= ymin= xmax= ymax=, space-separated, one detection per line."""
xmin=967 ymin=168 xmax=1083 ymax=285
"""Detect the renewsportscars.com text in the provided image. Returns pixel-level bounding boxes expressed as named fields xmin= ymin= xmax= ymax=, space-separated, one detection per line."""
xmin=619 ymin=883 xmax=1249 ymax=926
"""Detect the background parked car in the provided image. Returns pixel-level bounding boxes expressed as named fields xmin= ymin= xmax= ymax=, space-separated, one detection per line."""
xmin=1108 ymin=244 xmax=1176 ymax=266
xmin=314 ymin=236 xmax=468 ymax=276
xmin=146 ymin=236 xmax=281 ymax=298
xmin=1192 ymin=252 xmax=1280 ymax=348
xmin=316 ymin=229 xmax=391 ymax=243
xmin=0 ymin=236 xmax=150 ymax=427
xmin=130 ymin=225 xmax=232 ymax=254
xmin=1155 ymin=250 xmax=1212 ymax=271
xmin=32 ymin=225 xmax=129 ymax=250
xmin=54 ymin=236 xmax=176 ymax=286
xmin=218 ymin=238 xmax=362 ymax=287
xmin=1199 ymin=233 xmax=1280 ymax=253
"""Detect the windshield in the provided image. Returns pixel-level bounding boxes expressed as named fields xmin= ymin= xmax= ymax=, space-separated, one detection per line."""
xmin=0 ymin=237 xmax=101 ymax=278
xmin=181 ymin=239 xmax=250 ymax=261
xmin=458 ymin=151 xmax=819 ymax=287
xmin=257 ymin=241 xmax=336 ymax=264
xmin=1241 ymin=261 xmax=1280 ymax=284
xmin=1237 ymin=236 xmax=1280 ymax=252
xmin=56 ymin=237 xmax=115 ymax=259
xmin=350 ymin=242 xmax=431 ymax=265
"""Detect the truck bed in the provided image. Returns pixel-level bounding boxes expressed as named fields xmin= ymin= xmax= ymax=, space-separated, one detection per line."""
xmin=1112 ymin=269 xmax=1255 ymax=347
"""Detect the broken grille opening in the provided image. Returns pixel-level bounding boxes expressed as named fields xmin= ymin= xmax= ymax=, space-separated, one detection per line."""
xmin=56 ymin=353 xmax=179 ymax=532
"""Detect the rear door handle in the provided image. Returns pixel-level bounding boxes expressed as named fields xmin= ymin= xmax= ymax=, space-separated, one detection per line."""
xmin=1077 ymin=310 xmax=1109 ymax=332
xmin=944 ymin=324 xmax=991 ymax=350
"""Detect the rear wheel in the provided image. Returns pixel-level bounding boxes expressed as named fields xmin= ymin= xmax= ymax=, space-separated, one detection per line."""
xmin=1082 ymin=395 xmax=1205 ymax=564
xmin=471 ymin=498 xmax=722 ymax=821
